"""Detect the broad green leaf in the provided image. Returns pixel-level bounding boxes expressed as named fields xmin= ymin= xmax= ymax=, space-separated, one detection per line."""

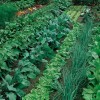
xmin=96 ymin=90 xmax=100 ymax=100
xmin=6 ymin=92 xmax=16 ymax=100
xmin=5 ymin=74 xmax=12 ymax=84
xmin=21 ymin=67 xmax=32 ymax=73
xmin=16 ymin=89 xmax=25 ymax=97
xmin=42 ymin=59 xmax=48 ymax=63
xmin=94 ymin=85 xmax=100 ymax=92
xmin=7 ymin=85 xmax=17 ymax=92
xmin=92 ymin=52 xmax=99 ymax=59
xmin=23 ymin=51 xmax=29 ymax=59
xmin=21 ymin=79 xmax=30 ymax=87
xmin=83 ymin=93 xmax=93 ymax=100
xmin=34 ymin=67 xmax=40 ymax=75
xmin=41 ymin=38 xmax=46 ymax=44
xmin=83 ymin=88 xmax=94 ymax=94
xmin=1 ymin=62 xmax=10 ymax=71
xmin=27 ymin=73 xmax=36 ymax=79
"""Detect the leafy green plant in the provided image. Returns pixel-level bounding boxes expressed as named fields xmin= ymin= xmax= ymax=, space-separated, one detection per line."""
xmin=53 ymin=0 xmax=71 ymax=12
xmin=83 ymin=59 xmax=100 ymax=100
xmin=0 ymin=11 xmax=70 ymax=76
xmin=52 ymin=16 xmax=93 ymax=100
xmin=3 ymin=0 xmax=35 ymax=10
xmin=0 ymin=4 xmax=56 ymax=44
xmin=22 ymin=22 xmax=77 ymax=100
xmin=0 ymin=72 xmax=29 ymax=100
xmin=82 ymin=25 xmax=100 ymax=100
xmin=0 ymin=1 xmax=72 ymax=99
xmin=14 ymin=0 xmax=35 ymax=10
xmin=52 ymin=67 xmax=87 ymax=100
xmin=19 ymin=59 xmax=40 ymax=79
xmin=0 ymin=58 xmax=40 ymax=100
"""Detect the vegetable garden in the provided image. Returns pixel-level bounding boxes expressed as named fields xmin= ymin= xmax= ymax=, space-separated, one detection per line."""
xmin=0 ymin=0 xmax=100 ymax=100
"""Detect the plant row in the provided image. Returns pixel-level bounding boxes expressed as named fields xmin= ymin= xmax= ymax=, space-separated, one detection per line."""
xmin=1 ymin=0 xmax=35 ymax=10
xmin=83 ymin=24 xmax=100 ymax=100
xmin=0 ymin=3 xmax=70 ymax=73
xmin=0 ymin=1 xmax=70 ymax=45
xmin=0 ymin=13 xmax=70 ymax=100
xmin=0 ymin=0 xmax=56 ymax=29
xmin=49 ymin=16 xmax=93 ymax=100
xmin=22 ymin=22 xmax=79 ymax=100
xmin=0 ymin=0 xmax=49 ymax=28
xmin=66 ymin=5 xmax=85 ymax=22
xmin=0 ymin=3 xmax=55 ymax=39
xmin=0 ymin=1 xmax=71 ymax=100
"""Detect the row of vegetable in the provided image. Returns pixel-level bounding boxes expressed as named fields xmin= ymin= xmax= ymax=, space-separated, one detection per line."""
xmin=23 ymin=22 xmax=79 ymax=100
xmin=83 ymin=23 xmax=100 ymax=100
xmin=23 ymin=9 xmax=100 ymax=100
xmin=49 ymin=15 xmax=93 ymax=100
xmin=1 ymin=0 xmax=35 ymax=10
xmin=0 ymin=0 xmax=72 ymax=100
xmin=23 ymin=5 xmax=87 ymax=100
xmin=66 ymin=5 xmax=85 ymax=22
xmin=0 ymin=0 xmax=100 ymax=100
xmin=0 ymin=0 xmax=52 ymax=28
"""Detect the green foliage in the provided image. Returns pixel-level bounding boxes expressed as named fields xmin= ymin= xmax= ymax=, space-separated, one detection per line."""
xmin=52 ymin=16 xmax=93 ymax=100
xmin=82 ymin=25 xmax=100 ymax=100
xmin=14 ymin=0 xmax=35 ymax=10
xmin=0 ymin=4 xmax=57 ymax=44
xmin=0 ymin=60 xmax=40 ymax=99
xmin=35 ymin=0 xmax=50 ymax=4
xmin=0 ymin=73 xmax=28 ymax=99
xmin=52 ymin=67 xmax=87 ymax=100
xmin=0 ymin=12 xmax=70 ymax=73
xmin=0 ymin=1 xmax=71 ymax=99
xmin=72 ymin=0 xmax=99 ymax=4
xmin=22 ymin=19 xmax=76 ymax=100
xmin=1 ymin=0 xmax=35 ymax=10
xmin=54 ymin=0 xmax=71 ymax=11
xmin=0 ymin=3 xmax=17 ymax=28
